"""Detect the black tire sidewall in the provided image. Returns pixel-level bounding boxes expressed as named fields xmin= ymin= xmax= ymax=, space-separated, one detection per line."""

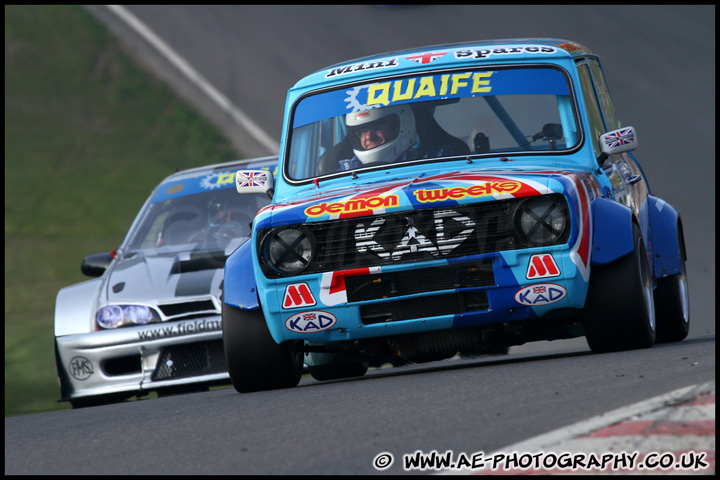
xmin=222 ymin=303 xmax=302 ymax=392
xmin=583 ymin=223 xmax=656 ymax=352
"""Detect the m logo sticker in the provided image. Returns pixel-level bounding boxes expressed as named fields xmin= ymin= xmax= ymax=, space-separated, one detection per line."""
xmin=526 ymin=254 xmax=560 ymax=279
xmin=283 ymin=283 xmax=316 ymax=309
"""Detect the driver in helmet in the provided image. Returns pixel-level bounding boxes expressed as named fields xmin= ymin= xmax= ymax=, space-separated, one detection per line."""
xmin=340 ymin=104 xmax=457 ymax=171
xmin=207 ymin=196 xmax=229 ymax=228
xmin=340 ymin=105 xmax=416 ymax=171
xmin=186 ymin=195 xmax=236 ymax=244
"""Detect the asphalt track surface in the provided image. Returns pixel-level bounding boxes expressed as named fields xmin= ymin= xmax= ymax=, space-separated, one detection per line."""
xmin=5 ymin=5 xmax=714 ymax=475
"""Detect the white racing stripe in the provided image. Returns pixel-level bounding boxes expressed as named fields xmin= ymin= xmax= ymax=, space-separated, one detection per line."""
xmin=105 ymin=5 xmax=280 ymax=154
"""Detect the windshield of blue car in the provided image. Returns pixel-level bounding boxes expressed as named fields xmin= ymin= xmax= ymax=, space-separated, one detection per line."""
xmin=285 ymin=66 xmax=580 ymax=181
xmin=124 ymin=182 xmax=270 ymax=254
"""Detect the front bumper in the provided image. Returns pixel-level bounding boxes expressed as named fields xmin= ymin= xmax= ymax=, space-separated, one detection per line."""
xmin=259 ymin=247 xmax=589 ymax=345
xmin=55 ymin=315 xmax=228 ymax=401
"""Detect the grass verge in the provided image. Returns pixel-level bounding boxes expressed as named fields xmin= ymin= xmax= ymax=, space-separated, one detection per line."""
xmin=5 ymin=5 xmax=240 ymax=416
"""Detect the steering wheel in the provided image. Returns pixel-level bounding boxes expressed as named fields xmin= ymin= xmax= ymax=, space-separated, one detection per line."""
xmin=156 ymin=209 xmax=202 ymax=247
xmin=206 ymin=214 xmax=252 ymax=251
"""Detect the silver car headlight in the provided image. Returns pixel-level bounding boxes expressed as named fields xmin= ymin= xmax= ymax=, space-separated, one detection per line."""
xmin=515 ymin=196 xmax=568 ymax=246
xmin=262 ymin=226 xmax=315 ymax=275
xmin=96 ymin=304 xmax=161 ymax=329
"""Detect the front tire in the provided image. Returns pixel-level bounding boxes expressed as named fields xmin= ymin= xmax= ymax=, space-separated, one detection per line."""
xmin=222 ymin=303 xmax=302 ymax=393
xmin=583 ymin=223 xmax=656 ymax=353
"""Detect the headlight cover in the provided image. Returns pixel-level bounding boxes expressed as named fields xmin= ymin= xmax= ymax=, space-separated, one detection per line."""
xmin=96 ymin=304 xmax=161 ymax=329
xmin=515 ymin=195 xmax=569 ymax=246
xmin=261 ymin=226 xmax=316 ymax=275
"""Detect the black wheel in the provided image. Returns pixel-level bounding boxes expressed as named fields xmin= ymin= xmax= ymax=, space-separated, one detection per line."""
xmin=222 ymin=303 xmax=303 ymax=393
xmin=308 ymin=360 xmax=369 ymax=382
xmin=654 ymin=224 xmax=689 ymax=343
xmin=583 ymin=223 xmax=656 ymax=353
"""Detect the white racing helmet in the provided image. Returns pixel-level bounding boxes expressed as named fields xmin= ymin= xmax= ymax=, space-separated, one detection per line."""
xmin=346 ymin=105 xmax=416 ymax=165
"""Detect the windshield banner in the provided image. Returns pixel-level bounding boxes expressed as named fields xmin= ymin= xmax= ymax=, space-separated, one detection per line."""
xmin=293 ymin=68 xmax=569 ymax=128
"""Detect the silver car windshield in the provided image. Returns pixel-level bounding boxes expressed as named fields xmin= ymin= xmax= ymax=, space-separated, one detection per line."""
xmin=286 ymin=66 xmax=579 ymax=181
xmin=125 ymin=183 xmax=269 ymax=254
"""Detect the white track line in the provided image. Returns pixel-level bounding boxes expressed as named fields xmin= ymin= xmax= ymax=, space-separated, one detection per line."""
xmin=493 ymin=381 xmax=715 ymax=454
xmin=439 ymin=381 xmax=715 ymax=474
xmin=106 ymin=5 xmax=280 ymax=154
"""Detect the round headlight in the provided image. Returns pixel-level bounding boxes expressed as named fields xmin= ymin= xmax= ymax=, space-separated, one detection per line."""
xmin=264 ymin=226 xmax=315 ymax=275
xmin=96 ymin=305 xmax=124 ymax=329
xmin=516 ymin=196 xmax=567 ymax=246
xmin=96 ymin=304 xmax=160 ymax=329
xmin=124 ymin=305 xmax=155 ymax=325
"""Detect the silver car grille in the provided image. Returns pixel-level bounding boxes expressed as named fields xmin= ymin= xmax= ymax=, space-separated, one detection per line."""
xmin=157 ymin=299 xmax=218 ymax=320
xmin=152 ymin=340 xmax=226 ymax=381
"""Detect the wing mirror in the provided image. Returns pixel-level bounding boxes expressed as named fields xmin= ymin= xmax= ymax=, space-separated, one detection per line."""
xmin=236 ymin=169 xmax=274 ymax=198
xmin=81 ymin=251 xmax=115 ymax=277
xmin=597 ymin=126 xmax=637 ymax=167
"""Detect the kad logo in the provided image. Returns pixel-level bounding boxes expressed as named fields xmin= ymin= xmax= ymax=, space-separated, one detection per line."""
xmin=526 ymin=254 xmax=560 ymax=279
xmin=355 ymin=210 xmax=474 ymax=261
xmin=285 ymin=311 xmax=337 ymax=333
xmin=283 ymin=283 xmax=316 ymax=309
xmin=514 ymin=283 xmax=567 ymax=306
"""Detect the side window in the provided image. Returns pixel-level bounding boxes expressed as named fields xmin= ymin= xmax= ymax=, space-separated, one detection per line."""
xmin=588 ymin=59 xmax=620 ymax=131
xmin=576 ymin=62 xmax=606 ymax=157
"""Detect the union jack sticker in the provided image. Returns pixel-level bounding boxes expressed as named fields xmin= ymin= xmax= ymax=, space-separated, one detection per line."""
xmin=602 ymin=128 xmax=636 ymax=149
xmin=406 ymin=51 xmax=447 ymax=65
xmin=236 ymin=170 xmax=268 ymax=188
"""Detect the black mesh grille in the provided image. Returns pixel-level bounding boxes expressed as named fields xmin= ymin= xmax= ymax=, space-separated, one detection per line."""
xmin=259 ymin=194 xmax=568 ymax=277
xmin=152 ymin=340 xmax=226 ymax=381
xmin=345 ymin=260 xmax=494 ymax=302
xmin=158 ymin=300 xmax=217 ymax=318
xmin=360 ymin=290 xmax=489 ymax=325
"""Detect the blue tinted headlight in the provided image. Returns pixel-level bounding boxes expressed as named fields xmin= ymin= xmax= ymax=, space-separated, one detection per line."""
xmin=96 ymin=304 xmax=161 ymax=329
xmin=124 ymin=305 xmax=155 ymax=325
xmin=96 ymin=305 xmax=124 ymax=329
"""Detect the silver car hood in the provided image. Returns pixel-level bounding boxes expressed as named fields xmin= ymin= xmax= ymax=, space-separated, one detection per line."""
xmin=104 ymin=250 xmax=226 ymax=305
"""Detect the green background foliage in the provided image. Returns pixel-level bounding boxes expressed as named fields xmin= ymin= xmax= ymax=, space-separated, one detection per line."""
xmin=5 ymin=5 xmax=241 ymax=416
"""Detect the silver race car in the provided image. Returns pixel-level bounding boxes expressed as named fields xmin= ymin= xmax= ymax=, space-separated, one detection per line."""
xmin=54 ymin=156 xmax=277 ymax=407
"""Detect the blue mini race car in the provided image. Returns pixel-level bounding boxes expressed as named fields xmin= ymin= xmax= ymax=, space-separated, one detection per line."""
xmin=222 ymin=39 xmax=689 ymax=392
